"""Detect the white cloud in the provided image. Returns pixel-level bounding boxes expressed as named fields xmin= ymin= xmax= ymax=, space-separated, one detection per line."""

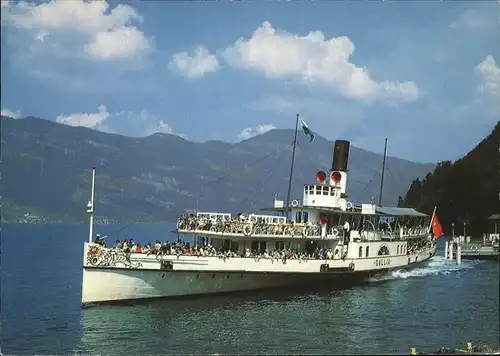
xmin=145 ymin=120 xmax=187 ymax=139
xmin=222 ymin=21 xmax=420 ymax=104
xmin=56 ymin=104 xmax=109 ymax=128
xmin=145 ymin=119 xmax=174 ymax=136
xmin=118 ymin=109 xmax=187 ymax=139
xmin=5 ymin=0 xmax=139 ymax=33
xmin=35 ymin=30 xmax=49 ymax=42
xmin=169 ymin=45 xmax=220 ymax=79
xmin=1 ymin=108 xmax=22 ymax=118
xmin=54 ymin=106 xmax=187 ymax=138
xmin=476 ymin=55 xmax=500 ymax=101
xmin=451 ymin=8 xmax=488 ymax=30
xmin=451 ymin=3 xmax=500 ymax=31
xmin=238 ymin=124 xmax=276 ymax=141
xmin=3 ymin=0 xmax=150 ymax=61
xmin=85 ymin=26 xmax=150 ymax=61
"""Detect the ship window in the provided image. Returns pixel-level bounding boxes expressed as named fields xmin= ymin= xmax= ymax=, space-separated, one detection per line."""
xmin=259 ymin=241 xmax=267 ymax=254
xmin=304 ymin=186 xmax=308 ymax=195
xmin=295 ymin=212 xmax=302 ymax=223
xmin=330 ymin=188 xmax=335 ymax=196
xmin=251 ymin=240 xmax=259 ymax=253
xmin=365 ymin=246 xmax=369 ymax=257
xmin=309 ymin=186 xmax=314 ymax=194
xmin=231 ymin=241 xmax=239 ymax=253
xmin=316 ymin=186 xmax=321 ymax=194
xmin=303 ymin=212 xmax=309 ymax=223
xmin=378 ymin=245 xmax=390 ymax=256
xmin=322 ymin=186 xmax=329 ymax=195
xmin=397 ymin=245 xmax=400 ymax=254
xmin=359 ymin=246 xmax=363 ymax=258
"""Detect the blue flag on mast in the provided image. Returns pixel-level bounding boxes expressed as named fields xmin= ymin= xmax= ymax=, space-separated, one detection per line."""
xmin=299 ymin=117 xmax=315 ymax=143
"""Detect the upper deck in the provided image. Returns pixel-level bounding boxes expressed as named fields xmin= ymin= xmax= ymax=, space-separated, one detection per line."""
xmin=176 ymin=204 xmax=430 ymax=242
xmin=176 ymin=139 xmax=431 ymax=242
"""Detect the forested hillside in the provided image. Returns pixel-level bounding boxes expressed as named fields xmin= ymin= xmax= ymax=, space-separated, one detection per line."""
xmin=399 ymin=122 xmax=499 ymax=236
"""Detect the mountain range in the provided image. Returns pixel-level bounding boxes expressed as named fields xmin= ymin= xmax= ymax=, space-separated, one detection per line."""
xmin=1 ymin=115 xmax=436 ymax=223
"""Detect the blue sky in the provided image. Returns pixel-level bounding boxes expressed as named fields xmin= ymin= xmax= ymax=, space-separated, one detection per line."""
xmin=1 ymin=0 xmax=499 ymax=163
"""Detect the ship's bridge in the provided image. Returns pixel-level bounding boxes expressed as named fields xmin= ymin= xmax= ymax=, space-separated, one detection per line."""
xmin=299 ymin=167 xmax=349 ymax=210
xmin=302 ymin=183 xmax=347 ymax=210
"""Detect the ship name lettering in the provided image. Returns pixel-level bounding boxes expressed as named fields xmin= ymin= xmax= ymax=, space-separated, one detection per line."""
xmin=375 ymin=258 xmax=391 ymax=266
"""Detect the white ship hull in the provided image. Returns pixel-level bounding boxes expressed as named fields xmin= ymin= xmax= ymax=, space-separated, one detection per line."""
xmin=83 ymin=268 xmax=309 ymax=303
xmin=81 ymin=243 xmax=437 ymax=305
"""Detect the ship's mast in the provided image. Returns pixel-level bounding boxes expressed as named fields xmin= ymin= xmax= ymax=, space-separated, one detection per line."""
xmin=87 ymin=167 xmax=96 ymax=243
xmin=285 ymin=114 xmax=300 ymax=214
xmin=378 ymin=138 xmax=388 ymax=207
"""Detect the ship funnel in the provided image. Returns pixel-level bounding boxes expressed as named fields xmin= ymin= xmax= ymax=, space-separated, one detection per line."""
xmin=331 ymin=140 xmax=350 ymax=172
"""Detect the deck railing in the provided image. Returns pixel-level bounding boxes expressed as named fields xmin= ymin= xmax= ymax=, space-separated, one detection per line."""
xmin=176 ymin=216 xmax=330 ymax=238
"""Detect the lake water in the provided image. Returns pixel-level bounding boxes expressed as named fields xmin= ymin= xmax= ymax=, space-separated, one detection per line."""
xmin=1 ymin=223 xmax=499 ymax=354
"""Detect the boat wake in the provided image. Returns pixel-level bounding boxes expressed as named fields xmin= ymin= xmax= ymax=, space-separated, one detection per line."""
xmin=370 ymin=256 xmax=480 ymax=282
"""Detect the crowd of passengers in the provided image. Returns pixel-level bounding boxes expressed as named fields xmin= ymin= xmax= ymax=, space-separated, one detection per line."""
xmin=179 ymin=213 xmax=430 ymax=236
xmin=177 ymin=213 xmax=315 ymax=235
xmin=407 ymin=240 xmax=433 ymax=254
xmin=93 ymin=233 xmax=433 ymax=258
xmin=93 ymin=235 xmax=346 ymax=260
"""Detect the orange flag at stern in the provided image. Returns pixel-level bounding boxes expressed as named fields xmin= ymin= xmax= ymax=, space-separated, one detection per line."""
xmin=432 ymin=214 xmax=444 ymax=238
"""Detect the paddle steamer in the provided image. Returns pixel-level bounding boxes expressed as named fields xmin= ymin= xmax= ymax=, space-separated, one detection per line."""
xmin=81 ymin=116 xmax=441 ymax=305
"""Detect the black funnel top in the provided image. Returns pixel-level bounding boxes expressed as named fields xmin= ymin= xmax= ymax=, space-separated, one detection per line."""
xmin=331 ymin=140 xmax=350 ymax=172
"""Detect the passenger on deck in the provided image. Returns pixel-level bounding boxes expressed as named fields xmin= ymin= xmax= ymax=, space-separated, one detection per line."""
xmin=122 ymin=239 xmax=130 ymax=253
xmin=94 ymin=234 xmax=106 ymax=247
xmin=108 ymin=236 xmax=352 ymax=262
xmin=380 ymin=221 xmax=389 ymax=233
xmin=343 ymin=220 xmax=350 ymax=244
